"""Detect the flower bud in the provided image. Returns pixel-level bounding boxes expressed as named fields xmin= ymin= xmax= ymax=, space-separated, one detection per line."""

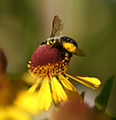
xmin=51 ymin=99 xmax=93 ymax=120
xmin=0 ymin=49 xmax=7 ymax=73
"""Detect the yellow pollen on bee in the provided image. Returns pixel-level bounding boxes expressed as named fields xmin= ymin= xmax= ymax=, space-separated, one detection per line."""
xmin=28 ymin=61 xmax=31 ymax=63
xmin=62 ymin=41 xmax=77 ymax=53
xmin=47 ymin=41 xmax=50 ymax=45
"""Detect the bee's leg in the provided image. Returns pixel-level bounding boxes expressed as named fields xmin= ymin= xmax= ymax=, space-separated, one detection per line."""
xmin=50 ymin=43 xmax=56 ymax=48
xmin=41 ymin=41 xmax=47 ymax=45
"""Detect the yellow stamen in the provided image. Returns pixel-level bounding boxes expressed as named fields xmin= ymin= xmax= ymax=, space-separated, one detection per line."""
xmin=28 ymin=79 xmax=41 ymax=93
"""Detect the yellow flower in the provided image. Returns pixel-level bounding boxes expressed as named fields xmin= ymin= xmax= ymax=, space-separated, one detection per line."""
xmin=15 ymin=90 xmax=41 ymax=114
xmin=0 ymin=106 xmax=31 ymax=120
xmin=27 ymin=44 xmax=101 ymax=111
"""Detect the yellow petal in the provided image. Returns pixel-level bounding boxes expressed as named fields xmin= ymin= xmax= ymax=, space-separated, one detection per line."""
xmin=28 ymin=78 xmax=41 ymax=94
xmin=0 ymin=106 xmax=31 ymax=120
xmin=22 ymin=72 xmax=35 ymax=84
xmin=15 ymin=91 xmax=41 ymax=114
xmin=51 ymin=76 xmax=68 ymax=104
xmin=66 ymin=73 xmax=101 ymax=89
xmin=59 ymin=74 xmax=76 ymax=91
xmin=37 ymin=78 xmax=52 ymax=111
xmin=59 ymin=74 xmax=82 ymax=101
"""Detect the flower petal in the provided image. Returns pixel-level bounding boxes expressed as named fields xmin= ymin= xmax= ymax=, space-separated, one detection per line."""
xmin=66 ymin=73 xmax=101 ymax=89
xmin=14 ymin=91 xmax=41 ymax=114
xmin=51 ymin=76 xmax=67 ymax=104
xmin=28 ymin=78 xmax=41 ymax=93
xmin=0 ymin=106 xmax=31 ymax=120
xmin=59 ymin=74 xmax=76 ymax=91
xmin=59 ymin=74 xmax=82 ymax=101
xmin=37 ymin=78 xmax=52 ymax=111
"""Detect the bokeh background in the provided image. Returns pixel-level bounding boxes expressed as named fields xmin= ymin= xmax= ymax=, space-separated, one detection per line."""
xmin=0 ymin=0 xmax=116 ymax=117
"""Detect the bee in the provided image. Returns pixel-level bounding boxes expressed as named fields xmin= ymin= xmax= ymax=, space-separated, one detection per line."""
xmin=41 ymin=15 xmax=85 ymax=57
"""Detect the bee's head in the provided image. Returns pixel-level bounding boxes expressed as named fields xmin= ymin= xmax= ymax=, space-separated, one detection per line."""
xmin=60 ymin=36 xmax=78 ymax=54
xmin=46 ymin=38 xmax=56 ymax=45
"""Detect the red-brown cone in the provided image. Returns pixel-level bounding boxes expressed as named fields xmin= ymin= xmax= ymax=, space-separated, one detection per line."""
xmin=31 ymin=45 xmax=64 ymax=67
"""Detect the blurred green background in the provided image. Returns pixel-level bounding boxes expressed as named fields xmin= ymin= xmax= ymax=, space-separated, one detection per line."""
xmin=0 ymin=0 xmax=116 ymax=115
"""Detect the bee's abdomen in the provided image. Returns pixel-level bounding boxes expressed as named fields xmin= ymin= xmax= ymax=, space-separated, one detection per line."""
xmin=60 ymin=36 xmax=78 ymax=47
xmin=60 ymin=36 xmax=78 ymax=53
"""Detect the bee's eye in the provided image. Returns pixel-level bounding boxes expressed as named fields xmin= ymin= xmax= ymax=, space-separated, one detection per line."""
xmin=61 ymin=36 xmax=78 ymax=53
xmin=41 ymin=41 xmax=47 ymax=45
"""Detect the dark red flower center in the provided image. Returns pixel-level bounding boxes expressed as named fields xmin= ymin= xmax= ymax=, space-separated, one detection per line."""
xmin=28 ymin=45 xmax=70 ymax=78
xmin=30 ymin=45 xmax=64 ymax=67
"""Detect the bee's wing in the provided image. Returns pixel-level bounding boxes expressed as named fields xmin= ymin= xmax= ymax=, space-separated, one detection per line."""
xmin=74 ymin=47 xmax=86 ymax=57
xmin=50 ymin=15 xmax=64 ymax=37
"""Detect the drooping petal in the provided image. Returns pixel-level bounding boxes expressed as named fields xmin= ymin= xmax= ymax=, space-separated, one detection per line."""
xmin=22 ymin=72 xmax=35 ymax=85
xmin=59 ymin=74 xmax=82 ymax=101
xmin=0 ymin=106 xmax=31 ymax=120
xmin=66 ymin=73 xmax=101 ymax=89
xmin=59 ymin=74 xmax=76 ymax=91
xmin=37 ymin=78 xmax=52 ymax=111
xmin=51 ymin=76 xmax=68 ymax=104
xmin=14 ymin=91 xmax=41 ymax=114
xmin=28 ymin=78 xmax=41 ymax=94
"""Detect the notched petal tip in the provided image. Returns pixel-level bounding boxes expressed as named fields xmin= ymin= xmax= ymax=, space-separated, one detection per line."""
xmin=51 ymin=76 xmax=68 ymax=105
xmin=66 ymin=73 xmax=101 ymax=89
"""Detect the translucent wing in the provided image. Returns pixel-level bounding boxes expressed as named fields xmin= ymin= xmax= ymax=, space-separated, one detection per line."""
xmin=74 ymin=47 xmax=86 ymax=57
xmin=50 ymin=15 xmax=64 ymax=37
